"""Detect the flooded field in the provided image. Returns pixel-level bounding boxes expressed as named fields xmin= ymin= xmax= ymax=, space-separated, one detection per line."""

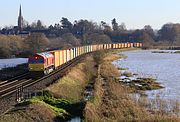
xmin=114 ymin=50 xmax=180 ymax=100
xmin=0 ymin=58 xmax=28 ymax=70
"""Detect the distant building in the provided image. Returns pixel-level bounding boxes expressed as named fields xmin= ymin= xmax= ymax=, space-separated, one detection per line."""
xmin=17 ymin=5 xmax=30 ymax=38
xmin=18 ymin=5 xmax=23 ymax=32
xmin=0 ymin=5 xmax=47 ymax=37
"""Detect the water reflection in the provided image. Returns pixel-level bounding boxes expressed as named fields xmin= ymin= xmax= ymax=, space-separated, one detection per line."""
xmin=68 ymin=117 xmax=81 ymax=122
xmin=0 ymin=58 xmax=28 ymax=70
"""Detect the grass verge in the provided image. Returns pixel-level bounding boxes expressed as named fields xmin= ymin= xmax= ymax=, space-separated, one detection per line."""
xmin=46 ymin=56 xmax=96 ymax=102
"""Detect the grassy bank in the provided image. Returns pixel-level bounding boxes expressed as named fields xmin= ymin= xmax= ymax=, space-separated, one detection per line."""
xmin=0 ymin=92 xmax=69 ymax=122
xmin=0 ymin=54 xmax=97 ymax=122
xmin=85 ymin=49 xmax=180 ymax=121
xmin=46 ymin=56 xmax=97 ymax=102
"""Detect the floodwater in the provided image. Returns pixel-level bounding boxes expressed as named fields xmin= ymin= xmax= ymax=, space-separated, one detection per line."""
xmin=114 ymin=50 xmax=180 ymax=100
xmin=68 ymin=117 xmax=81 ymax=122
xmin=0 ymin=58 xmax=28 ymax=70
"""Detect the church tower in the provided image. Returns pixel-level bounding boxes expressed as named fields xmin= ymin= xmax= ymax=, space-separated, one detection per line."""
xmin=18 ymin=5 xmax=23 ymax=32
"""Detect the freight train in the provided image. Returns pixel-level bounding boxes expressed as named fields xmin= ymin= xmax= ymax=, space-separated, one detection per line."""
xmin=28 ymin=42 xmax=142 ymax=76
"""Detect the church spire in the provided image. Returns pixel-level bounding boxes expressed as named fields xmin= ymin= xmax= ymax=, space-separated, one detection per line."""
xmin=18 ymin=4 xmax=23 ymax=32
xmin=19 ymin=4 xmax=22 ymax=17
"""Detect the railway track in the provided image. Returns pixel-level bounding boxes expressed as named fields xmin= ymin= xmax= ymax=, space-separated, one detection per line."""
xmin=0 ymin=54 xmax=85 ymax=99
xmin=0 ymin=54 xmax=85 ymax=115
xmin=0 ymin=73 xmax=29 ymax=86
xmin=0 ymin=73 xmax=31 ymax=98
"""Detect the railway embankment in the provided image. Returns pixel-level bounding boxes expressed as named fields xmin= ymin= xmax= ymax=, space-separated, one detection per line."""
xmin=0 ymin=53 xmax=97 ymax=121
xmin=1 ymin=48 xmax=180 ymax=121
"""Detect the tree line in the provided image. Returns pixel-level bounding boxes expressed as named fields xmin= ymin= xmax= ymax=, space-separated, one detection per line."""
xmin=0 ymin=18 xmax=180 ymax=58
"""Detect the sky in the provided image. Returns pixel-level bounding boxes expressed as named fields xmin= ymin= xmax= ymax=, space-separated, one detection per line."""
xmin=0 ymin=0 xmax=180 ymax=29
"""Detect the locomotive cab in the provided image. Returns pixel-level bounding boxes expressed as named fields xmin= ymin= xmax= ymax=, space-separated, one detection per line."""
xmin=28 ymin=52 xmax=55 ymax=77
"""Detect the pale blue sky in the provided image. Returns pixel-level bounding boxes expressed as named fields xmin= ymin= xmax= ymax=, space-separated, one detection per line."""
xmin=0 ymin=0 xmax=180 ymax=29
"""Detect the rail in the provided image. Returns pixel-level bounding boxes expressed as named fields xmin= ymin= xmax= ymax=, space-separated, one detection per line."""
xmin=0 ymin=54 xmax=84 ymax=99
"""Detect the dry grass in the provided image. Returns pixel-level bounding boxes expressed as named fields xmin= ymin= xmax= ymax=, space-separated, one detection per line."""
xmin=84 ymin=49 xmax=180 ymax=122
xmin=101 ymin=79 xmax=149 ymax=121
xmin=0 ymin=102 xmax=56 ymax=122
xmin=100 ymin=62 xmax=120 ymax=79
xmin=85 ymin=63 xmax=146 ymax=121
xmin=103 ymin=53 xmax=120 ymax=62
xmin=84 ymin=79 xmax=103 ymax=122
xmin=84 ymin=66 xmax=104 ymax=122
xmin=47 ymin=56 xmax=96 ymax=102
xmin=100 ymin=50 xmax=121 ymax=78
